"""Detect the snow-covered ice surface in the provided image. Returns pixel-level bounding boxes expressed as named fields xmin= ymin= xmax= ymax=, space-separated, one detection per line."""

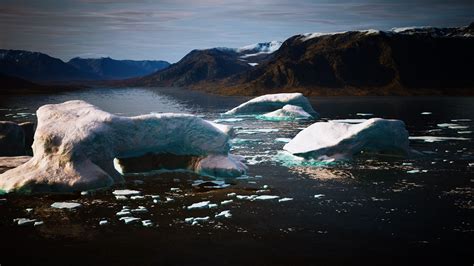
xmin=256 ymin=104 xmax=314 ymax=121
xmin=0 ymin=88 xmax=473 ymax=264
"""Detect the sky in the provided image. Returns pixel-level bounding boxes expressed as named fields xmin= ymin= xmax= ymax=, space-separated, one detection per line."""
xmin=0 ymin=0 xmax=473 ymax=63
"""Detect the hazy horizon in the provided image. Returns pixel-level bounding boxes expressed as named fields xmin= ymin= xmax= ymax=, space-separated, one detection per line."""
xmin=0 ymin=0 xmax=473 ymax=63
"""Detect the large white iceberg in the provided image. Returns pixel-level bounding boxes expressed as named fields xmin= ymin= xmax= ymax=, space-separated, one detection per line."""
xmin=256 ymin=104 xmax=314 ymax=121
xmin=0 ymin=100 xmax=247 ymax=193
xmin=284 ymin=118 xmax=410 ymax=160
xmin=224 ymin=93 xmax=318 ymax=117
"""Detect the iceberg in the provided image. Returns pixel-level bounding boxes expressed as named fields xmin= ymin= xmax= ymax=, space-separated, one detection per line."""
xmin=284 ymin=118 xmax=410 ymax=160
xmin=224 ymin=93 xmax=318 ymax=116
xmin=256 ymin=104 xmax=314 ymax=121
xmin=0 ymin=100 xmax=247 ymax=193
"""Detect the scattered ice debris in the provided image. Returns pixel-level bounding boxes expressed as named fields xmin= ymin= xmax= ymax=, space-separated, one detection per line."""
xmin=402 ymin=162 xmax=413 ymax=166
xmin=142 ymin=220 xmax=153 ymax=227
xmin=130 ymin=195 xmax=145 ymax=200
xmin=165 ymin=197 xmax=174 ymax=202
xmin=409 ymin=136 xmax=471 ymax=142
xmin=421 ymin=112 xmax=432 ymax=115
xmin=26 ymin=208 xmax=33 ymax=213
xmin=356 ymin=113 xmax=373 ymax=116
xmin=115 ymin=196 xmax=128 ymax=201
xmin=170 ymin=187 xmax=180 ymax=192
xmin=256 ymin=189 xmax=270 ymax=193
xmin=34 ymin=221 xmax=44 ymax=227
xmin=263 ymin=185 xmax=269 ymax=189
xmin=236 ymin=195 xmax=257 ymax=200
xmin=221 ymin=199 xmax=233 ymax=205
xmin=14 ymin=218 xmax=36 ymax=226
xmin=227 ymin=193 xmax=236 ymax=197
xmin=51 ymin=202 xmax=81 ymax=209
xmin=275 ymin=138 xmax=292 ymax=143
xmin=248 ymin=63 xmax=259 ymax=67
xmin=254 ymin=195 xmax=280 ymax=200
xmin=449 ymin=125 xmax=469 ymax=129
xmin=119 ymin=216 xmax=141 ymax=224
xmin=458 ymin=131 xmax=472 ymax=134
xmin=131 ymin=206 xmax=148 ymax=213
xmin=451 ymin=119 xmax=471 ymax=122
xmin=314 ymin=194 xmax=325 ymax=199
xmin=112 ymin=189 xmax=141 ymax=196
xmin=192 ymin=180 xmax=230 ymax=189
xmin=215 ymin=210 xmax=232 ymax=219
xmin=187 ymin=201 xmax=211 ymax=210
xmin=99 ymin=220 xmax=109 ymax=226
xmin=80 ymin=191 xmax=89 ymax=196
xmin=278 ymin=197 xmax=294 ymax=202
xmin=284 ymin=118 xmax=409 ymax=160
xmin=185 ymin=216 xmax=210 ymax=225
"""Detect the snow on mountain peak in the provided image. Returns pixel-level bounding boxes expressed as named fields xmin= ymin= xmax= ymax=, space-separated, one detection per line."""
xmin=237 ymin=41 xmax=282 ymax=53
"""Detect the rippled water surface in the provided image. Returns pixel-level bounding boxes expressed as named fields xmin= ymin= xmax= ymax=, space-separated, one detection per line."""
xmin=0 ymin=87 xmax=473 ymax=265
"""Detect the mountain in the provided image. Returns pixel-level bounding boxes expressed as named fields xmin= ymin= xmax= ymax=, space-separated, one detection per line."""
xmin=133 ymin=23 xmax=474 ymax=96
xmin=0 ymin=49 xmax=98 ymax=81
xmin=67 ymin=57 xmax=170 ymax=80
xmin=133 ymin=41 xmax=282 ymax=87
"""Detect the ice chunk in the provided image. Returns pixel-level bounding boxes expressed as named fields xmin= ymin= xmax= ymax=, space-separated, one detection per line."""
xmin=131 ymin=206 xmax=148 ymax=213
xmin=215 ymin=210 xmax=232 ymax=218
xmin=221 ymin=199 xmax=233 ymax=205
xmin=34 ymin=221 xmax=44 ymax=227
xmin=278 ymin=197 xmax=293 ymax=202
xmin=51 ymin=202 xmax=81 ymax=209
xmin=0 ymin=100 xmax=245 ymax=193
xmin=99 ymin=220 xmax=109 ymax=226
xmin=457 ymin=131 xmax=472 ymax=134
xmin=185 ymin=216 xmax=210 ymax=225
xmin=187 ymin=201 xmax=211 ymax=210
xmin=421 ymin=112 xmax=432 ymax=115
xmin=275 ymin=138 xmax=292 ymax=143
xmin=14 ymin=218 xmax=36 ymax=226
xmin=227 ymin=193 xmax=236 ymax=197
xmin=116 ymin=210 xmax=131 ymax=216
xmin=356 ymin=113 xmax=373 ymax=116
xmin=437 ymin=123 xmax=459 ymax=128
xmin=119 ymin=216 xmax=141 ymax=224
xmin=314 ymin=194 xmax=325 ymax=199
xmin=130 ymin=195 xmax=145 ymax=200
xmin=224 ymin=93 xmax=317 ymax=116
xmin=284 ymin=118 xmax=409 ymax=160
xmin=213 ymin=118 xmax=243 ymax=123
xmin=142 ymin=220 xmax=153 ymax=227
xmin=254 ymin=195 xmax=279 ymax=200
xmin=409 ymin=136 xmax=471 ymax=142
xmin=113 ymin=189 xmax=140 ymax=196
xmin=195 ymin=154 xmax=247 ymax=178
xmin=115 ymin=196 xmax=128 ymax=200
xmin=256 ymin=104 xmax=315 ymax=121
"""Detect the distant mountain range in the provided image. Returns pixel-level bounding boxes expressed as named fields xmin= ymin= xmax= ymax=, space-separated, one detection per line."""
xmin=0 ymin=49 xmax=170 ymax=82
xmin=131 ymin=23 xmax=473 ymax=95
xmin=1 ymin=23 xmax=473 ymax=96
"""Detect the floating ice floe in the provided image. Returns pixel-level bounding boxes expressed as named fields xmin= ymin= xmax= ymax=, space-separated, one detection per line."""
xmin=187 ymin=201 xmax=211 ymax=210
xmin=284 ymin=118 xmax=410 ymax=160
xmin=113 ymin=189 xmax=141 ymax=196
xmin=115 ymin=196 xmax=128 ymax=201
xmin=130 ymin=195 xmax=145 ymax=200
xmin=437 ymin=123 xmax=459 ymax=128
xmin=224 ymin=93 xmax=317 ymax=116
xmin=451 ymin=119 xmax=471 ymax=122
xmin=34 ymin=221 xmax=43 ymax=226
xmin=356 ymin=113 xmax=373 ymax=117
xmin=275 ymin=138 xmax=292 ymax=143
xmin=142 ymin=220 xmax=153 ymax=227
xmin=51 ymin=202 xmax=81 ymax=209
xmin=421 ymin=112 xmax=432 ymax=115
xmin=227 ymin=193 xmax=236 ymax=197
xmin=314 ymin=194 xmax=325 ymax=199
xmin=278 ymin=197 xmax=294 ymax=202
xmin=448 ymin=125 xmax=469 ymax=129
xmin=458 ymin=131 xmax=472 ymax=134
xmin=99 ymin=220 xmax=109 ymax=226
xmin=221 ymin=199 xmax=233 ymax=205
xmin=185 ymin=216 xmax=210 ymax=225
xmin=0 ymin=100 xmax=247 ymax=193
xmin=409 ymin=136 xmax=471 ymax=142
xmin=14 ymin=218 xmax=37 ymax=226
xmin=131 ymin=206 xmax=148 ymax=213
xmin=119 ymin=216 xmax=141 ymax=224
xmin=215 ymin=210 xmax=232 ymax=219
xmin=256 ymin=104 xmax=315 ymax=121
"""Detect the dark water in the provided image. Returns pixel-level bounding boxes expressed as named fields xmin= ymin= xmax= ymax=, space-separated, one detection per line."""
xmin=0 ymin=87 xmax=473 ymax=265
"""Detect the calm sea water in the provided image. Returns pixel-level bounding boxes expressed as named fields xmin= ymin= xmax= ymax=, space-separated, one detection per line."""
xmin=0 ymin=87 xmax=473 ymax=265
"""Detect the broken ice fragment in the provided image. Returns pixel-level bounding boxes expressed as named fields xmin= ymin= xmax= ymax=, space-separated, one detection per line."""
xmin=278 ymin=197 xmax=293 ymax=202
xmin=99 ymin=220 xmax=109 ymax=226
xmin=221 ymin=199 xmax=233 ymax=205
xmin=51 ymin=202 xmax=81 ymax=209
xmin=314 ymin=194 xmax=325 ymax=199
xmin=113 ymin=189 xmax=141 ymax=196
xmin=119 ymin=216 xmax=141 ymax=224
xmin=142 ymin=220 xmax=153 ymax=227
xmin=215 ymin=210 xmax=232 ymax=219
xmin=187 ymin=201 xmax=211 ymax=210
xmin=14 ymin=218 xmax=36 ymax=226
xmin=254 ymin=195 xmax=279 ymax=200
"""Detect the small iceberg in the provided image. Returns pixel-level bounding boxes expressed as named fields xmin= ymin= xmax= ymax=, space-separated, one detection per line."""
xmin=224 ymin=93 xmax=318 ymax=116
xmin=256 ymin=104 xmax=315 ymax=121
xmin=185 ymin=216 xmax=210 ymax=225
xmin=51 ymin=202 xmax=81 ymax=209
xmin=284 ymin=118 xmax=410 ymax=160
